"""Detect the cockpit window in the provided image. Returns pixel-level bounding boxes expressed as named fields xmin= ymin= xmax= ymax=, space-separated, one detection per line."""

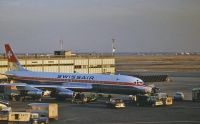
xmin=132 ymin=81 xmax=144 ymax=85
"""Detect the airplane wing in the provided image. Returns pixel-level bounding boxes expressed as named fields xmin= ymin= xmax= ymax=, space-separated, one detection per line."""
xmin=0 ymin=83 xmax=43 ymax=93
xmin=29 ymin=82 xmax=94 ymax=99
xmin=29 ymin=84 xmax=74 ymax=98
xmin=0 ymin=83 xmax=74 ymax=100
xmin=0 ymin=83 xmax=43 ymax=101
xmin=29 ymin=82 xmax=93 ymax=92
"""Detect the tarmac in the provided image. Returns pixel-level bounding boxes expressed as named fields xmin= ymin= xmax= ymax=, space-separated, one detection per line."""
xmin=10 ymin=72 xmax=200 ymax=124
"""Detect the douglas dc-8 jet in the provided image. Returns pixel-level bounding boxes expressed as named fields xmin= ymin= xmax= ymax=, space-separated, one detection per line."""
xmin=3 ymin=44 xmax=153 ymax=100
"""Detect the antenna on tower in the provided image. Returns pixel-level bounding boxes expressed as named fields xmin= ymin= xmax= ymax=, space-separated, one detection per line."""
xmin=59 ymin=40 xmax=63 ymax=50
xmin=112 ymin=39 xmax=116 ymax=56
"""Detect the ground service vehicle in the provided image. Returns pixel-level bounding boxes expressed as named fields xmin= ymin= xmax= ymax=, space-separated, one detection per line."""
xmin=192 ymin=88 xmax=200 ymax=102
xmin=0 ymin=111 xmax=46 ymax=124
xmin=31 ymin=113 xmax=40 ymax=124
xmin=0 ymin=111 xmax=9 ymax=123
xmin=165 ymin=96 xmax=173 ymax=105
xmin=31 ymin=112 xmax=49 ymax=124
xmin=106 ymin=98 xmax=126 ymax=109
xmin=155 ymin=93 xmax=173 ymax=105
xmin=136 ymin=95 xmax=163 ymax=107
xmin=136 ymin=93 xmax=173 ymax=107
xmin=85 ymin=94 xmax=98 ymax=103
xmin=173 ymin=92 xmax=184 ymax=101
xmin=27 ymin=103 xmax=58 ymax=120
xmin=72 ymin=93 xmax=98 ymax=104
xmin=71 ymin=92 xmax=87 ymax=104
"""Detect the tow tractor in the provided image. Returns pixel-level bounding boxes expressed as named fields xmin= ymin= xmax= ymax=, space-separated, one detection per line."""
xmin=135 ymin=93 xmax=172 ymax=107
xmin=72 ymin=93 xmax=98 ymax=104
xmin=136 ymin=95 xmax=162 ymax=107
xmin=106 ymin=98 xmax=126 ymax=109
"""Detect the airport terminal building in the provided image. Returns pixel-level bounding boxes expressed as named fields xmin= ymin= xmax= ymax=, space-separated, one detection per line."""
xmin=0 ymin=54 xmax=115 ymax=79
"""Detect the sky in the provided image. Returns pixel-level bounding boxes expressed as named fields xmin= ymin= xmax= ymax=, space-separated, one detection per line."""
xmin=0 ymin=0 xmax=200 ymax=53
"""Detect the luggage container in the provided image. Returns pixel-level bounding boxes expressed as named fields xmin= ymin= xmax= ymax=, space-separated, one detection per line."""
xmin=165 ymin=96 xmax=173 ymax=105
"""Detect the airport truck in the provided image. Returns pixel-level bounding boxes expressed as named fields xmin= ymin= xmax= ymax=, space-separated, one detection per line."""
xmin=27 ymin=103 xmax=58 ymax=120
xmin=192 ymin=88 xmax=200 ymax=102
xmin=31 ymin=112 xmax=49 ymax=124
xmin=136 ymin=95 xmax=163 ymax=107
xmin=0 ymin=111 xmax=42 ymax=124
xmin=135 ymin=93 xmax=172 ymax=107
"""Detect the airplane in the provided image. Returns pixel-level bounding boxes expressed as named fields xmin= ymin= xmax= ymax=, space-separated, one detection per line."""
xmin=2 ymin=44 xmax=153 ymax=100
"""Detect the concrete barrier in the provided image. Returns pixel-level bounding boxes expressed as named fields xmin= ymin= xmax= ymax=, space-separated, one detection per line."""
xmin=133 ymin=75 xmax=169 ymax=82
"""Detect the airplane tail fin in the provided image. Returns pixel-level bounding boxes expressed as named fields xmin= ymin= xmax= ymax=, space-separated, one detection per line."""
xmin=5 ymin=44 xmax=27 ymax=71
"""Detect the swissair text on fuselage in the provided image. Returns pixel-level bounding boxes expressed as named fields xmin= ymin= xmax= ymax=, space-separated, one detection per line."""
xmin=57 ymin=75 xmax=94 ymax=80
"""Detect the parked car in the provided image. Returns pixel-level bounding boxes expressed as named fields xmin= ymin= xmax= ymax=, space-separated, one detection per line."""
xmin=173 ymin=92 xmax=184 ymax=101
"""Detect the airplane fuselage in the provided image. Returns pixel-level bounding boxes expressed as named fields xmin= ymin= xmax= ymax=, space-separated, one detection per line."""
xmin=6 ymin=70 xmax=151 ymax=95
